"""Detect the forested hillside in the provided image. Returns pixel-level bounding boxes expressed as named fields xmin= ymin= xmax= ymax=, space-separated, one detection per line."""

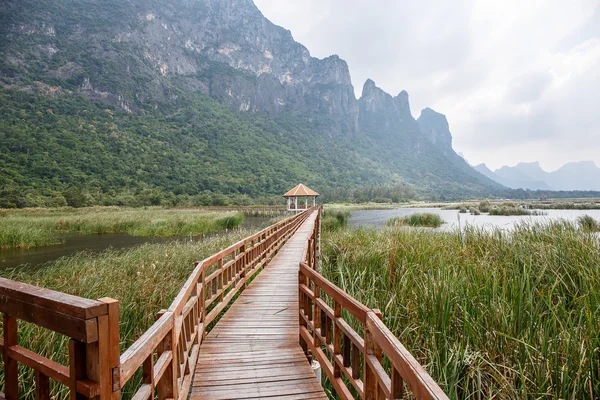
xmin=0 ymin=0 xmax=505 ymax=207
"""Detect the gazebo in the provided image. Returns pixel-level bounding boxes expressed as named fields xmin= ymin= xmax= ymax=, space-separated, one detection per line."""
xmin=283 ymin=184 xmax=319 ymax=212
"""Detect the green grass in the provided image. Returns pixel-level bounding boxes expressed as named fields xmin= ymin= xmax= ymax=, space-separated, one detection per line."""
xmin=0 ymin=229 xmax=253 ymax=398
xmin=387 ymin=212 xmax=444 ymax=228
xmin=321 ymin=221 xmax=600 ymax=399
xmin=0 ymin=207 xmax=244 ymax=248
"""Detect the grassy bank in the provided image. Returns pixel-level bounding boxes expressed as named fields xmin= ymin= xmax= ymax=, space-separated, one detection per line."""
xmin=0 ymin=207 xmax=244 ymax=248
xmin=387 ymin=212 xmax=444 ymax=228
xmin=0 ymin=229 xmax=252 ymax=398
xmin=321 ymin=221 xmax=600 ymax=399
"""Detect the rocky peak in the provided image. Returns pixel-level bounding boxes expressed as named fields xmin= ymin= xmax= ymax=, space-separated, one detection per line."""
xmin=417 ymin=108 xmax=453 ymax=155
xmin=358 ymin=79 xmax=419 ymax=139
xmin=396 ymin=90 xmax=410 ymax=109
xmin=360 ymin=80 xmax=411 ymax=118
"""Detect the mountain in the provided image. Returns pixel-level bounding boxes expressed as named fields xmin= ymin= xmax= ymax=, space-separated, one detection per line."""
xmin=474 ymin=163 xmax=499 ymax=181
xmin=477 ymin=161 xmax=600 ymax=191
xmin=494 ymin=162 xmax=552 ymax=190
xmin=0 ymin=0 xmax=503 ymax=207
xmin=549 ymin=161 xmax=600 ymax=190
xmin=416 ymin=108 xmax=499 ymax=188
xmin=417 ymin=108 xmax=453 ymax=156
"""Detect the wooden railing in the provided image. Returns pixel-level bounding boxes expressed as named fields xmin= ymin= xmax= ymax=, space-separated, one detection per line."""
xmin=0 ymin=280 xmax=120 ymax=400
xmin=298 ymin=206 xmax=449 ymax=400
xmin=0 ymin=207 xmax=313 ymax=400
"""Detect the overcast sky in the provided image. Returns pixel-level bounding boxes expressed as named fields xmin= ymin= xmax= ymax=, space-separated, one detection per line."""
xmin=254 ymin=0 xmax=600 ymax=171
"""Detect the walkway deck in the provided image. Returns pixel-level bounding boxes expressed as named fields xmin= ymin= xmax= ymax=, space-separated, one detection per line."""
xmin=190 ymin=211 xmax=327 ymax=400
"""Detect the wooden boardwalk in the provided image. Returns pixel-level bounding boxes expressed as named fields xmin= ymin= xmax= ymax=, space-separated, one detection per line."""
xmin=0 ymin=205 xmax=448 ymax=400
xmin=190 ymin=211 xmax=327 ymax=400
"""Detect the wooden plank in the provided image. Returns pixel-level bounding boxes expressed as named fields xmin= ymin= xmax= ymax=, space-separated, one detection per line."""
xmin=190 ymin=210 xmax=324 ymax=400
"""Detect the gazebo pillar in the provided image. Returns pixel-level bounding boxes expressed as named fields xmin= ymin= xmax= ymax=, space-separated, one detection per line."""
xmin=294 ymin=197 xmax=298 ymax=211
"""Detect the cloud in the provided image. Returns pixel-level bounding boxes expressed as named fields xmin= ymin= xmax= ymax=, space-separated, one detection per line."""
xmin=506 ymin=71 xmax=554 ymax=103
xmin=254 ymin=0 xmax=600 ymax=170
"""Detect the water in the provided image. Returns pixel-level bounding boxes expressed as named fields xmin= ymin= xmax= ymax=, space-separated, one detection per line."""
xmin=0 ymin=216 xmax=275 ymax=270
xmin=349 ymin=207 xmax=600 ymax=231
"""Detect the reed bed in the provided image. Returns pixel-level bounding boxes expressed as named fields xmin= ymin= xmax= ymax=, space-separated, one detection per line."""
xmin=0 ymin=207 xmax=244 ymax=248
xmin=321 ymin=221 xmax=600 ymax=399
xmin=387 ymin=212 xmax=444 ymax=228
xmin=578 ymin=214 xmax=600 ymax=232
xmin=322 ymin=209 xmax=351 ymax=232
xmin=0 ymin=229 xmax=252 ymax=398
xmin=488 ymin=206 xmax=540 ymax=216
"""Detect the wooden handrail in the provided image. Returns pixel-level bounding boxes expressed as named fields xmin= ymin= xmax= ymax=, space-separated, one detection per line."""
xmin=0 ymin=280 xmax=119 ymax=400
xmin=0 ymin=207 xmax=314 ymax=400
xmin=116 ymin=206 xmax=314 ymax=399
xmin=298 ymin=205 xmax=449 ymax=400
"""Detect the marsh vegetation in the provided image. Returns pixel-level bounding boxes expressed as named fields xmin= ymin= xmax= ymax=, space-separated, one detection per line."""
xmin=387 ymin=212 xmax=444 ymax=228
xmin=321 ymin=220 xmax=600 ymax=398
xmin=0 ymin=207 xmax=245 ymax=249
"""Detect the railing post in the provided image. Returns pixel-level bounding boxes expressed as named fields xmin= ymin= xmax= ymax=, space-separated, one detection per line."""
xmin=3 ymin=314 xmax=18 ymax=400
xmin=67 ymin=307 xmax=113 ymax=400
xmin=98 ymin=298 xmax=121 ymax=399
xmin=171 ymin=312 xmax=181 ymax=400
xmin=156 ymin=310 xmax=174 ymax=400
xmin=68 ymin=339 xmax=86 ymax=400
xmin=200 ymin=268 xmax=206 ymax=333
xmin=364 ymin=310 xmax=383 ymax=400
xmin=298 ymin=269 xmax=308 ymax=354
xmin=313 ymin=281 xmax=320 ymax=349
xmin=218 ymin=259 xmax=224 ymax=303
xmin=333 ymin=301 xmax=342 ymax=378
xmin=35 ymin=370 xmax=50 ymax=400
xmin=240 ymin=243 xmax=247 ymax=290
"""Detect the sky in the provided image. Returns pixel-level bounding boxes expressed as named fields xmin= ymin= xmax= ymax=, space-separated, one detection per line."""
xmin=253 ymin=0 xmax=600 ymax=172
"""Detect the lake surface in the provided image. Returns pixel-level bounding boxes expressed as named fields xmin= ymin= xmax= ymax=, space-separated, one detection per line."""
xmin=0 ymin=216 xmax=275 ymax=270
xmin=349 ymin=208 xmax=600 ymax=231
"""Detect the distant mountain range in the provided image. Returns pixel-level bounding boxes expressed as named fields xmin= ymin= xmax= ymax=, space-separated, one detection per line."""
xmin=474 ymin=161 xmax=600 ymax=191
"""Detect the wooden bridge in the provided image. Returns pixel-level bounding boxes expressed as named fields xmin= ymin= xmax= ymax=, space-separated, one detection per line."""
xmin=0 ymin=207 xmax=448 ymax=400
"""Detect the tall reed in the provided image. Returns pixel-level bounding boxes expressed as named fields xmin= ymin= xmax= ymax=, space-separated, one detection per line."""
xmin=387 ymin=212 xmax=444 ymax=228
xmin=321 ymin=221 xmax=600 ymax=399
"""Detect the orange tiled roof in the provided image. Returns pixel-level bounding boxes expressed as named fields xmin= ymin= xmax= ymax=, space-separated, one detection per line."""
xmin=283 ymin=184 xmax=319 ymax=197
